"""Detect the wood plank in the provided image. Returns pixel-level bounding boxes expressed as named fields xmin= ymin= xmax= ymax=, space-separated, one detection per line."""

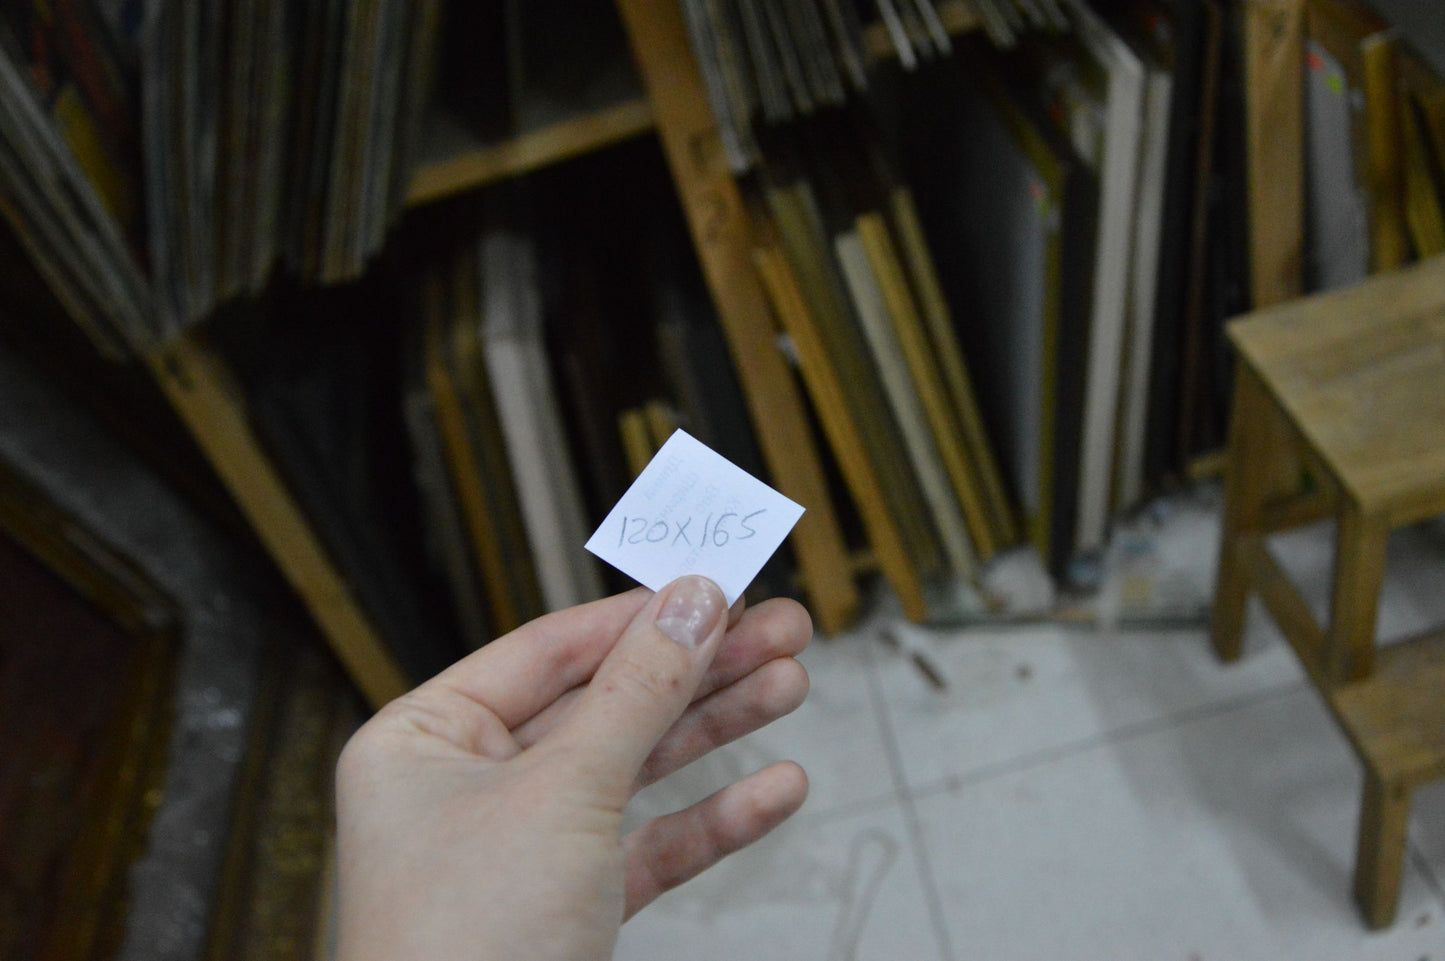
xmin=861 ymin=0 xmax=982 ymax=62
xmin=1242 ymin=535 xmax=1329 ymax=683
xmin=617 ymin=407 xmax=654 ymax=478
xmin=1305 ymin=0 xmax=1385 ymax=75
xmin=202 ymin=642 xmax=351 ymax=961
xmin=754 ymin=241 xmax=927 ymax=621
xmin=856 ymin=211 xmax=995 ymax=561
xmin=888 ymin=187 xmax=1018 ymax=548
xmin=1331 ymin=625 xmax=1445 ymax=927
xmin=1400 ymin=63 xmax=1445 ymax=258
xmin=1330 ymin=628 xmax=1445 ymax=785
xmin=1212 ymin=365 xmax=1279 ymax=661
xmin=405 ymin=99 xmax=656 ymax=209
xmin=766 ymin=184 xmax=944 ymax=582
xmin=146 ymin=333 xmax=410 ymax=708
xmin=1407 ymin=60 xmax=1445 ymax=178
xmin=1353 ymin=768 xmax=1410 ymax=928
xmin=408 ymin=0 xmax=986 ymax=212
xmin=1226 ymin=255 xmax=1445 ymax=521
xmin=1326 ymin=504 xmax=1388 ymax=682
xmin=1331 ymin=627 xmax=1445 ymax=929
xmin=424 ymin=277 xmax=529 ymax=636
xmin=1187 ymin=449 xmax=1229 ymax=481
xmin=643 ymin=399 xmax=679 ymax=450
xmin=1259 ymin=487 xmax=1337 ymax=532
xmin=0 ymin=467 xmax=177 ymax=961
xmin=1244 ymin=0 xmax=1307 ymax=307
xmin=1361 ymin=31 xmax=1409 ymax=272
xmin=614 ymin=0 xmax=860 ymax=633
xmin=0 ymin=459 xmax=176 ymax=635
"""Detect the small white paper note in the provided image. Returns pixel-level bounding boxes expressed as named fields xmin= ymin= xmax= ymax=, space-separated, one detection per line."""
xmin=584 ymin=430 xmax=804 ymax=605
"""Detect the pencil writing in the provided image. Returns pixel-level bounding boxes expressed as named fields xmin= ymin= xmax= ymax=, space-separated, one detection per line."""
xmin=617 ymin=510 xmax=768 ymax=550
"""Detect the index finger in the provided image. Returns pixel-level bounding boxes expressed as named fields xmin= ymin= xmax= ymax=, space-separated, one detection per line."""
xmin=419 ymin=588 xmax=651 ymax=729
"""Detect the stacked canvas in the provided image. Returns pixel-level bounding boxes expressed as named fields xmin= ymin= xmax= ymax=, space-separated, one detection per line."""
xmin=0 ymin=0 xmax=440 ymax=349
xmin=679 ymin=0 xmax=1267 ymax=583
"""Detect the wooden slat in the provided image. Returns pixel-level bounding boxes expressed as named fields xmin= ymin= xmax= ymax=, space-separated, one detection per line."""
xmin=1244 ymin=0 xmax=1307 ymax=307
xmin=1241 ymin=534 xmax=1328 ymax=684
xmin=1187 ymin=449 xmax=1229 ymax=481
xmin=614 ymin=0 xmax=860 ymax=633
xmin=405 ymin=99 xmax=656 ymax=209
xmin=0 ymin=459 xmax=175 ymax=635
xmin=1259 ymin=487 xmax=1337 ymax=533
xmin=1400 ymin=61 xmax=1445 ymax=258
xmin=1305 ymin=0 xmax=1385 ymax=73
xmin=861 ymin=0 xmax=982 ymax=61
xmin=889 ymin=188 xmax=1018 ymax=548
xmin=617 ymin=407 xmax=654 ymax=478
xmin=1326 ymin=504 xmax=1388 ymax=682
xmin=1361 ymin=31 xmax=1409 ymax=272
xmin=856 ymin=212 xmax=994 ymax=561
xmin=1331 ymin=627 xmax=1445 ymax=928
xmin=424 ymin=283 xmax=528 ymax=636
xmin=754 ymin=241 xmax=927 ymax=620
xmin=1352 ymin=768 xmax=1410 ymax=928
xmin=1212 ymin=365 xmax=1278 ymax=661
xmin=643 ymin=399 xmax=679 ymax=450
xmin=408 ymin=2 xmax=986 ymax=210
xmin=1330 ymin=629 xmax=1445 ymax=785
xmin=147 ymin=333 xmax=410 ymax=709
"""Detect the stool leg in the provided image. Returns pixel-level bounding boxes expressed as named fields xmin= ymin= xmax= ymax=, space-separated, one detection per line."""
xmin=1354 ymin=768 xmax=1411 ymax=929
xmin=1212 ymin=364 xmax=1276 ymax=662
xmin=1327 ymin=505 xmax=1387 ymax=684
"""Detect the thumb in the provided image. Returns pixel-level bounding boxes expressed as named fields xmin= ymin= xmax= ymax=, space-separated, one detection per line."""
xmin=549 ymin=575 xmax=729 ymax=804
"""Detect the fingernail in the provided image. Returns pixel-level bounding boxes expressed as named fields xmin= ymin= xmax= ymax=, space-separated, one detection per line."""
xmin=655 ymin=576 xmax=726 ymax=650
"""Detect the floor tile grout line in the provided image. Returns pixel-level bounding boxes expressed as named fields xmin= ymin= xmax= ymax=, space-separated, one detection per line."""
xmin=861 ymin=640 xmax=958 ymax=961
xmin=903 ymin=679 xmax=1309 ymax=804
xmin=1409 ymin=841 xmax=1445 ymax=910
xmin=800 ymin=789 xmax=911 ymax=829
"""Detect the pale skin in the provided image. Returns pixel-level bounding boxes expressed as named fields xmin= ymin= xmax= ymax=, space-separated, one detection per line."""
xmin=335 ymin=575 xmax=813 ymax=960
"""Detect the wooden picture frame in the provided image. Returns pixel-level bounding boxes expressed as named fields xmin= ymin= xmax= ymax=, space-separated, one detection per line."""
xmin=0 ymin=459 xmax=179 ymax=961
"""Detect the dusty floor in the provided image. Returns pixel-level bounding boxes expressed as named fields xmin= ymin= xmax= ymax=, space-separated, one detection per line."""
xmin=619 ymin=493 xmax=1445 ymax=961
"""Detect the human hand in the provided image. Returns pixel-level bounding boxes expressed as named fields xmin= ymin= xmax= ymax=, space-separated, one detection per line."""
xmin=334 ymin=576 xmax=812 ymax=960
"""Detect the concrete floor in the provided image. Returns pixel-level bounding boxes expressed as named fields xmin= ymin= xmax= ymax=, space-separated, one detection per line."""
xmin=619 ymin=495 xmax=1445 ymax=961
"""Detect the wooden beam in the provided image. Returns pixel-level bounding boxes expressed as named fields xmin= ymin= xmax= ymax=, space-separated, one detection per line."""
xmin=1242 ymin=534 xmax=1328 ymax=684
xmin=147 ymin=333 xmax=410 ymax=709
xmin=1258 ymin=487 xmax=1336 ymax=532
xmin=1244 ymin=0 xmax=1307 ymax=307
xmin=405 ymin=99 xmax=656 ymax=209
xmin=614 ymin=0 xmax=861 ymax=633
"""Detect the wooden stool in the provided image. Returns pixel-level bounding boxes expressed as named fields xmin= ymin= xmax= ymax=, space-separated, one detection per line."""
xmin=1211 ymin=255 xmax=1445 ymax=929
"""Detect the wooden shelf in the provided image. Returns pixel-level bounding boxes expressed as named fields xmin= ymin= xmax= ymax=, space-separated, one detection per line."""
xmin=405 ymin=1 xmax=982 ymax=209
xmin=862 ymin=0 xmax=983 ymax=61
xmin=405 ymin=97 xmax=656 ymax=208
xmin=146 ymin=333 xmax=412 ymax=709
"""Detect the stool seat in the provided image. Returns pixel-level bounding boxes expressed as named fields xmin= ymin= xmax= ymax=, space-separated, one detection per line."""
xmin=1229 ymin=259 xmax=1445 ymax=523
xmin=1212 ymin=254 xmax=1445 ymax=929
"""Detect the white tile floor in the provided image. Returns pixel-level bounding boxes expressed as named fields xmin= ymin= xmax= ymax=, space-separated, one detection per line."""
xmin=618 ymin=495 xmax=1445 ymax=960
